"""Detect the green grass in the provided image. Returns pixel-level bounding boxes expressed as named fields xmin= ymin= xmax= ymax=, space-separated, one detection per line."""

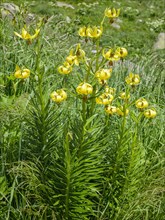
xmin=0 ymin=0 xmax=165 ymax=219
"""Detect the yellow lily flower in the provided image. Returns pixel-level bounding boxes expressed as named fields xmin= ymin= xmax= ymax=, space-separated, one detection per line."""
xmin=95 ymin=68 xmax=112 ymax=80
xmin=86 ymin=26 xmax=103 ymax=38
xmin=66 ymin=50 xmax=77 ymax=66
xmin=144 ymin=109 xmax=157 ymax=118
xmin=96 ymin=93 xmax=114 ymax=105
xmin=50 ymin=89 xmax=67 ymax=103
xmin=116 ymin=47 xmax=128 ymax=58
xmin=58 ymin=62 xmax=72 ymax=74
xmin=66 ymin=44 xmax=86 ymax=66
xmin=78 ymin=26 xmax=103 ymax=38
xmin=102 ymin=48 xmax=120 ymax=61
xmin=116 ymin=106 xmax=129 ymax=116
xmin=120 ymin=92 xmax=130 ymax=100
xmin=76 ymin=82 xmax=93 ymax=95
xmin=14 ymin=65 xmax=30 ymax=79
xmin=78 ymin=26 xmax=87 ymax=37
xmin=135 ymin=98 xmax=149 ymax=109
xmin=105 ymin=105 xmax=117 ymax=115
xmin=105 ymin=8 xmax=120 ymax=18
xmin=14 ymin=28 xmax=40 ymax=40
xmin=125 ymin=73 xmax=140 ymax=86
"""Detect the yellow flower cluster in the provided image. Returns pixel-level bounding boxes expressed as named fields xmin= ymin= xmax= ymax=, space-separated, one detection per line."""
xmin=100 ymin=81 xmax=157 ymax=119
xmin=95 ymin=87 xmax=129 ymax=117
xmin=96 ymin=86 xmax=115 ymax=105
xmin=95 ymin=48 xmax=128 ymax=84
xmin=58 ymin=44 xmax=85 ymax=74
xmin=13 ymin=9 xmax=158 ymax=121
xmin=107 ymin=87 xmax=130 ymax=116
xmin=102 ymin=47 xmax=128 ymax=62
xmin=14 ymin=65 xmax=30 ymax=79
xmin=51 ymin=8 xmax=157 ymax=119
xmin=50 ymin=89 xmax=67 ymax=103
xmin=78 ymin=26 xmax=103 ymax=38
xmin=135 ymin=98 xmax=157 ymax=118
xmin=105 ymin=105 xmax=129 ymax=117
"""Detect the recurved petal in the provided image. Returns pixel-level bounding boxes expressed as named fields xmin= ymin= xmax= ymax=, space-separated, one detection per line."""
xmin=22 ymin=28 xmax=29 ymax=39
xmin=14 ymin=70 xmax=22 ymax=78
xmin=14 ymin=31 xmax=23 ymax=39
xmin=78 ymin=27 xmax=87 ymax=37
xmin=30 ymin=29 xmax=40 ymax=39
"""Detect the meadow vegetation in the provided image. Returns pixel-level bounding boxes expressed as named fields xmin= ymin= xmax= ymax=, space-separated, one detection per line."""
xmin=0 ymin=0 xmax=165 ymax=219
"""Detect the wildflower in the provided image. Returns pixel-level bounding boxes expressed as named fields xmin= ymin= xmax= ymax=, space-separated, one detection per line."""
xmin=78 ymin=26 xmax=103 ymax=38
xmin=75 ymin=44 xmax=86 ymax=65
xmin=95 ymin=68 xmax=112 ymax=80
xmin=144 ymin=109 xmax=157 ymax=119
xmin=76 ymin=82 xmax=93 ymax=95
xmin=58 ymin=62 xmax=72 ymax=74
xmin=116 ymin=47 xmax=128 ymax=58
xmin=86 ymin=26 xmax=103 ymax=38
xmin=96 ymin=93 xmax=114 ymax=105
xmin=105 ymin=8 xmax=120 ymax=18
xmin=102 ymin=48 xmax=120 ymax=61
xmin=120 ymin=92 xmax=130 ymax=100
xmin=116 ymin=106 xmax=129 ymax=116
xmin=14 ymin=65 xmax=30 ymax=79
xmin=78 ymin=26 xmax=87 ymax=37
xmin=14 ymin=27 xmax=40 ymax=41
xmin=135 ymin=98 xmax=149 ymax=109
xmin=50 ymin=89 xmax=67 ymax=103
xmin=105 ymin=105 xmax=117 ymax=115
xmin=66 ymin=51 xmax=77 ymax=66
xmin=125 ymin=73 xmax=140 ymax=86
xmin=66 ymin=44 xmax=85 ymax=66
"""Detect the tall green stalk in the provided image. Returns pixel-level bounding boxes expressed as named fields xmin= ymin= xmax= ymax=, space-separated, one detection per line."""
xmin=64 ymin=133 xmax=71 ymax=219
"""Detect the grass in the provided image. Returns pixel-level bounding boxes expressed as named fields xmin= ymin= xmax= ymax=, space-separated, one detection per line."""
xmin=0 ymin=0 xmax=165 ymax=219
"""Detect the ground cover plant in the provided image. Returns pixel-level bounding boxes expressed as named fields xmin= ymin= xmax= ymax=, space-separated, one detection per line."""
xmin=0 ymin=1 xmax=165 ymax=220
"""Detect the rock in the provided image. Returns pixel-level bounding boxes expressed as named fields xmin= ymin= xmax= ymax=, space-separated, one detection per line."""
xmin=56 ymin=1 xmax=75 ymax=9
xmin=153 ymin=33 xmax=165 ymax=50
xmin=111 ymin=23 xmax=120 ymax=29
xmin=1 ymin=3 xmax=19 ymax=19
xmin=25 ymin=13 xmax=36 ymax=24
xmin=1 ymin=3 xmax=37 ymax=24
xmin=110 ymin=18 xmax=122 ymax=29
xmin=66 ymin=16 xmax=71 ymax=23
xmin=116 ymin=18 xmax=123 ymax=23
